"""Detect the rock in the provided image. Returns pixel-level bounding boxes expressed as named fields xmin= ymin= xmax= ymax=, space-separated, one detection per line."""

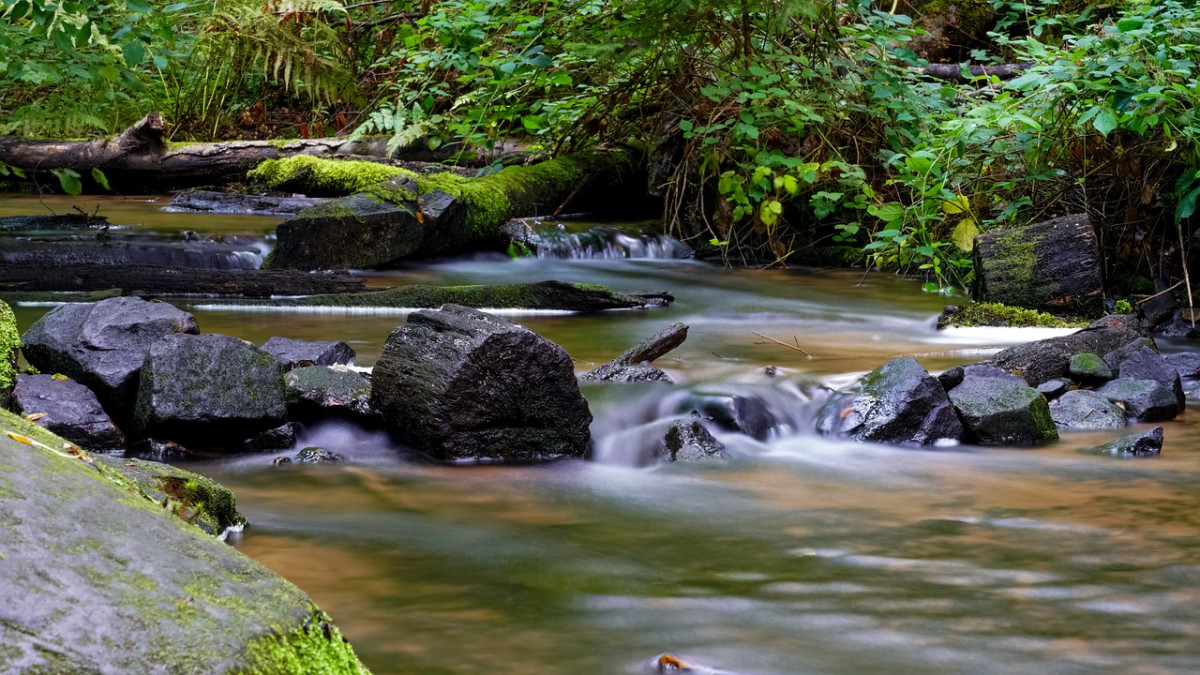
xmin=1048 ymin=389 xmax=1128 ymax=430
xmin=1157 ymin=310 xmax=1199 ymax=338
xmin=1 ymin=231 xmax=267 ymax=270
xmin=1164 ymin=352 xmax=1200 ymax=379
xmin=370 ymin=304 xmax=592 ymax=462
xmin=244 ymin=422 xmax=302 ymax=451
xmin=1083 ymin=427 xmax=1163 ymax=458
xmin=1094 ymin=379 xmax=1180 ymax=422
xmin=20 ymin=296 xmax=199 ymax=416
xmin=91 ymin=454 xmax=246 ymax=536
xmin=1102 ymin=337 xmax=1157 ymax=371
xmin=285 ymin=365 xmax=374 ymax=421
xmin=0 ymin=299 xmax=17 ymax=409
xmin=818 ymin=358 xmax=964 ymax=445
xmin=681 ymin=390 xmax=780 ymax=442
xmin=166 ymin=189 xmax=327 ymax=215
xmin=135 ymin=333 xmax=287 ymax=448
xmin=986 ymin=315 xmax=1145 ymax=386
xmin=269 ymin=179 xmax=463 ymax=270
xmin=1140 ymin=278 xmax=1180 ymax=330
xmin=1113 ymin=346 xmax=1185 ymax=413
xmin=293 ymin=446 xmax=344 ymax=463
xmin=937 ymin=364 xmax=1026 ymax=391
xmin=12 ymin=374 xmax=126 ymax=450
xmin=127 ymin=437 xmax=191 ymax=461
xmin=0 ymin=213 xmax=109 ymax=231
xmin=1068 ymin=352 xmax=1112 ymax=384
xmin=1036 ymin=378 xmax=1072 ymax=401
xmin=971 ymin=213 xmax=1105 ymax=317
xmin=0 ymin=409 xmax=370 ymax=674
xmin=581 ymin=322 xmax=688 ymax=383
xmin=947 ymin=373 xmax=1057 ymax=445
xmin=658 ymin=419 xmax=726 ymax=462
xmin=263 ymin=336 xmax=356 ymax=370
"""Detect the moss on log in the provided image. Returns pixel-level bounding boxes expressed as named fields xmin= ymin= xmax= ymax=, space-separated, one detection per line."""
xmin=937 ymin=302 xmax=1089 ymax=329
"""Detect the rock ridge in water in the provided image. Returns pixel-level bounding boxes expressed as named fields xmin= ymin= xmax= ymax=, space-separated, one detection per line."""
xmin=371 ymin=304 xmax=592 ymax=462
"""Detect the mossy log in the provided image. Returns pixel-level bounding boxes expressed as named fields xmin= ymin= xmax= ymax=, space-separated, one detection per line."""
xmin=242 ymin=280 xmax=673 ymax=312
xmin=0 ymin=263 xmax=366 ymax=297
xmin=1 ymin=299 xmax=18 ymax=408
xmin=0 ymin=408 xmax=371 ymax=673
xmin=254 ymin=151 xmax=644 ymax=269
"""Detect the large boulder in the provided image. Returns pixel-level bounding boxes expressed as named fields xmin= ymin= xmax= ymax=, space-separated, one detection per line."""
xmin=0 ymin=299 xmax=17 ymax=409
xmin=0 ymin=409 xmax=370 ymax=674
xmin=285 ymin=365 xmax=375 ymax=422
xmin=1048 ymin=389 xmax=1127 ymax=430
xmin=1113 ymin=346 xmax=1185 ymax=414
xmin=1094 ymin=378 xmax=1180 ymax=422
xmin=817 ymin=358 xmax=965 ymax=445
xmin=12 ymin=374 xmax=126 ymax=450
xmin=678 ymin=389 xmax=780 ymax=441
xmin=370 ymin=304 xmax=592 ymax=461
xmin=262 ymin=336 xmax=356 ymax=370
xmin=20 ymin=297 xmax=199 ymax=416
xmin=947 ymin=372 xmax=1058 ymax=445
xmin=971 ymin=213 xmax=1105 ymax=317
xmin=135 ymin=333 xmax=287 ymax=447
xmin=986 ymin=315 xmax=1145 ymax=386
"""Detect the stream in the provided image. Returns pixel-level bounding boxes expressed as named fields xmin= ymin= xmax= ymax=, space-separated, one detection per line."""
xmin=4 ymin=194 xmax=1200 ymax=674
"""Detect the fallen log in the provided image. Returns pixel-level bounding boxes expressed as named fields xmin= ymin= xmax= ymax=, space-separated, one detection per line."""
xmin=253 ymin=280 xmax=672 ymax=312
xmin=165 ymin=190 xmax=327 ymax=215
xmin=918 ymin=62 xmax=1032 ymax=83
xmin=580 ymin=322 xmax=688 ymax=382
xmin=0 ymin=263 xmax=365 ymax=297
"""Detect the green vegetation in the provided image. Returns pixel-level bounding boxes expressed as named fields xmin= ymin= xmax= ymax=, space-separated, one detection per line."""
xmin=234 ymin=607 xmax=371 ymax=675
xmin=0 ymin=299 xmax=19 ymax=393
xmin=939 ymin=302 xmax=1089 ymax=329
xmin=3 ymin=0 xmax=1199 ymax=294
xmin=1115 ymin=299 xmax=1134 ymax=315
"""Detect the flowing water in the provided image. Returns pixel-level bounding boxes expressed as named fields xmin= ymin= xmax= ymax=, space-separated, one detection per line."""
xmin=4 ymin=195 xmax=1200 ymax=674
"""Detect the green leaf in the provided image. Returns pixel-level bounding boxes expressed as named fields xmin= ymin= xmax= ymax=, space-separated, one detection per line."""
xmin=163 ymin=2 xmax=188 ymax=11
xmin=868 ymin=203 xmax=905 ymax=224
xmin=53 ymin=169 xmax=83 ymax=196
xmin=91 ymin=167 xmax=110 ymax=191
xmin=1093 ymin=109 xmax=1119 ymax=136
xmin=951 ymin=219 xmax=979 ymax=251
xmin=153 ymin=55 xmax=168 ymax=70
xmin=125 ymin=0 xmax=151 ymax=13
xmin=1116 ymin=19 xmax=1144 ymax=32
xmin=123 ymin=41 xmax=144 ymax=65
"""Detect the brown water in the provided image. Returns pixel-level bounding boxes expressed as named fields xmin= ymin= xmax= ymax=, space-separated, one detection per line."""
xmin=5 ymin=197 xmax=1200 ymax=674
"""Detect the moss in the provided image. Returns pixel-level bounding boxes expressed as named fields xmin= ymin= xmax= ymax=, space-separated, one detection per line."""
xmin=1114 ymin=299 xmax=1133 ymax=314
xmin=277 ymin=280 xmax=635 ymax=311
xmin=234 ymin=607 xmax=372 ymax=675
xmin=248 ymin=156 xmax=409 ymax=196
xmin=156 ymin=473 xmax=247 ymax=536
xmin=918 ymin=0 xmax=995 ymax=35
xmin=0 ymin=299 xmax=19 ymax=392
xmin=939 ymin=302 xmax=1088 ymax=328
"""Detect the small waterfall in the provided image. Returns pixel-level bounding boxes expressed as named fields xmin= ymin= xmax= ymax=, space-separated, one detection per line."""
xmin=530 ymin=225 xmax=693 ymax=260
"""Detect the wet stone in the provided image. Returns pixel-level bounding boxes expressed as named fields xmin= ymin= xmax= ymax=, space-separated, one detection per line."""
xmin=1082 ymin=427 xmax=1163 ymax=458
xmin=658 ymin=418 xmax=726 ymax=462
xmin=293 ymin=446 xmax=343 ymax=463
xmin=820 ymin=358 xmax=964 ymax=446
xmin=262 ymin=336 xmax=356 ymax=370
xmin=937 ymin=364 xmax=1026 ymax=392
xmin=1102 ymin=337 xmax=1156 ymax=372
xmin=244 ymin=422 xmax=302 ymax=451
xmin=1095 ymin=378 xmax=1180 ymax=422
xmin=1036 ymin=378 xmax=1072 ymax=401
xmin=948 ymin=373 xmax=1057 ymax=446
xmin=1163 ymin=352 xmax=1200 ymax=379
xmin=1114 ymin=346 xmax=1185 ymax=413
xmin=1068 ymin=352 xmax=1112 ymax=384
xmin=12 ymin=374 xmax=126 ymax=450
xmin=1049 ymin=389 xmax=1127 ymax=430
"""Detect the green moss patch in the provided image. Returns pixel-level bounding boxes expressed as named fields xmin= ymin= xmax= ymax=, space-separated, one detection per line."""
xmin=248 ymin=156 xmax=411 ymax=196
xmin=0 ymin=299 xmax=18 ymax=392
xmin=938 ymin=302 xmax=1088 ymax=329
xmin=234 ymin=607 xmax=371 ymax=675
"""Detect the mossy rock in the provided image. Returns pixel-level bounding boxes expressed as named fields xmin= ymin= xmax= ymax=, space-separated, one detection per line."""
xmin=0 ymin=408 xmax=371 ymax=674
xmin=937 ymin=302 xmax=1089 ymax=329
xmin=91 ymin=454 xmax=247 ymax=537
xmin=0 ymin=299 xmax=18 ymax=406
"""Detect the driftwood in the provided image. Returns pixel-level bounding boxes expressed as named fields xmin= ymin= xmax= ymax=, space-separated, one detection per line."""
xmin=580 ymin=322 xmax=688 ymax=382
xmin=0 ymin=263 xmax=365 ymax=297
xmin=918 ymin=63 xmax=1032 ymax=83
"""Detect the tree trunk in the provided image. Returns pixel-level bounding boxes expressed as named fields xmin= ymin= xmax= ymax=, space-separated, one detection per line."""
xmin=918 ymin=62 xmax=1032 ymax=83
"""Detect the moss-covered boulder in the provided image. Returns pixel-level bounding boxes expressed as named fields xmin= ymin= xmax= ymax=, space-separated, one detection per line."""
xmin=971 ymin=214 xmax=1105 ymax=319
xmin=0 ymin=298 xmax=18 ymax=409
xmin=20 ymin=296 xmax=199 ymax=417
xmin=947 ymin=372 xmax=1058 ymax=445
xmin=371 ymin=304 xmax=592 ymax=462
xmin=0 ymin=408 xmax=370 ymax=674
xmin=817 ymin=358 xmax=965 ymax=446
xmin=1068 ymin=352 xmax=1113 ymax=385
xmin=1094 ymin=378 xmax=1180 ymax=422
xmin=263 ymin=336 xmax=356 ymax=370
xmin=135 ymin=333 xmax=287 ymax=449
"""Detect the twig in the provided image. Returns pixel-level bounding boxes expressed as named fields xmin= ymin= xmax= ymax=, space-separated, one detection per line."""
xmin=1135 ymin=280 xmax=1184 ymax=305
xmin=1180 ymin=225 xmax=1196 ymax=328
xmin=752 ymin=332 xmax=812 ymax=358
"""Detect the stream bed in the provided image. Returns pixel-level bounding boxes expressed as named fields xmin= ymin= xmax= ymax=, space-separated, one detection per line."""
xmin=5 ymin=195 xmax=1200 ymax=674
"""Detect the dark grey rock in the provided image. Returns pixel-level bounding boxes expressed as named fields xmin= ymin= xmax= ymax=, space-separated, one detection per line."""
xmin=1157 ymin=310 xmax=1200 ymax=338
xmin=1164 ymin=352 xmax=1200 ymax=379
xmin=285 ymin=365 xmax=374 ymax=421
xmin=681 ymin=391 xmax=779 ymax=442
xmin=20 ymin=297 xmax=199 ymax=417
xmin=658 ymin=419 xmax=726 ymax=462
xmin=1102 ymin=337 xmax=1157 ymax=372
xmin=580 ymin=323 xmax=688 ymax=383
xmin=243 ymin=422 xmax=302 ymax=451
xmin=971 ymin=213 xmax=1105 ymax=317
xmin=134 ymin=333 xmax=287 ymax=448
xmin=127 ymin=437 xmax=191 ymax=461
xmin=1068 ymin=352 xmax=1112 ymax=384
xmin=1082 ymin=427 xmax=1163 ymax=458
xmin=937 ymin=364 xmax=1027 ymax=391
xmin=12 ymin=374 xmax=126 ymax=450
xmin=293 ymin=446 xmax=344 ymax=463
xmin=0 ymin=213 xmax=109 ymax=231
xmin=1049 ymin=389 xmax=1127 ymax=430
xmin=1036 ymin=378 xmax=1072 ymax=401
xmin=370 ymin=304 xmax=592 ymax=462
xmin=818 ymin=358 xmax=964 ymax=445
xmin=948 ymin=374 xmax=1057 ymax=445
xmin=986 ymin=316 xmax=1145 ymax=386
xmin=261 ymin=336 xmax=356 ymax=370
xmin=166 ymin=190 xmax=327 ymax=215
xmin=1095 ymin=378 xmax=1180 ymax=422
xmin=1114 ymin=346 xmax=1185 ymax=413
